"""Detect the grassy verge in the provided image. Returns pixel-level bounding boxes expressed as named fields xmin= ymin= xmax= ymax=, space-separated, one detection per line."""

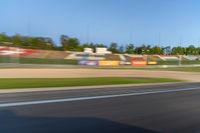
xmin=94 ymin=66 xmax=200 ymax=72
xmin=0 ymin=77 xmax=182 ymax=89
xmin=0 ymin=56 xmax=78 ymax=65
xmin=135 ymin=67 xmax=200 ymax=72
xmin=157 ymin=60 xmax=200 ymax=65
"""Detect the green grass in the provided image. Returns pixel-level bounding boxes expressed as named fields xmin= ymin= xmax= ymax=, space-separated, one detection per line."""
xmin=1 ymin=56 xmax=200 ymax=72
xmin=157 ymin=60 xmax=200 ymax=65
xmin=157 ymin=61 xmax=180 ymax=65
xmin=94 ymin=66 xmax=200 ymax=72
xmin=1 ymin=56 xmax=200 ymax=65
xmin=115 ymin=67 xmax=200 ymax=72
xmin=0 ymin=56 xmax=78 ymax=65
xmin=181 ymin=60 xmax=200 ymax=65
xmin=135 ymin=67 xmax=200 ymax=72
xmin=0 ymin=77 xmax=181 ymax=89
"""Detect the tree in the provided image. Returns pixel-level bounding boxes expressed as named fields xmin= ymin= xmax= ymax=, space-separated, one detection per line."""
xmin=186 ymin=45 xmax=197 ymax=55
xmin=95 ymin=43 xmax=106 ymax=48
xmin=134 ymin=46 xmax=143 ymax=54
xmin=60 ymin=35 xmax=69 ymax=46
xmin=1 ymin=32 xmax=200 ymax=55
xmin=172 ymin=46 xmax=185 ymax=55
xmin=134 ymin=45 xmax=150 ymax=54
xmin=119 ymin=45 xmax=124 ymax=54
xmin=108 ymin=42 xmax=119 ymax=53
xmin=125 ymin=44 xmax=135 ymax=54
xmin=60 ymin=35 xmax=81 ymax=51
xmin=12 ymin=34 xmax=23 ymax=47
xmin=0 ymin=33 xmax=10 ymax=42
xmin=163 ymin=46 xmax=171 ymax=55
xmin=151 ymin=46 xmax=163 ymax=54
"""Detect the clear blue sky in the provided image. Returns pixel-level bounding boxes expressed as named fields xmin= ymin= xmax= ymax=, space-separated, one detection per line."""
xmin=1 ymin=0 xmax=200 ymax=47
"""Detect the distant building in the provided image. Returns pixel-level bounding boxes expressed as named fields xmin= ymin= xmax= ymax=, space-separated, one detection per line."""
xmin=84 ymin=48 xmax=93 ymax=54
xmin=96 ymin=47 xmax=112 ymax=54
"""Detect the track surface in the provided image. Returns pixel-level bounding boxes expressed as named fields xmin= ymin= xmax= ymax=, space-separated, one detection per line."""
xmin=1 ymin=83 xmax=200 ymax=133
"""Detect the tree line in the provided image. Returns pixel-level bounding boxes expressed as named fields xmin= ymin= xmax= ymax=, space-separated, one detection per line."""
xmin=0 ymin=33 xmax=200 ymax=55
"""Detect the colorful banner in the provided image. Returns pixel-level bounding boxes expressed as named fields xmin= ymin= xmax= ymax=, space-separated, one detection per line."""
xmin=147 ymin=61 xmax=157 ymax=65
xmin=98 ymin=61 xmax=120 ymax=66
xmin=132 ymin=61 xmax=147 ymax=66
xmin=79 ymin=60 xmax=98 ymax=66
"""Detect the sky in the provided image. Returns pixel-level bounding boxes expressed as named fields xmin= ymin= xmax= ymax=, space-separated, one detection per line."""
xmin=1 ymin=0 xmax=200 ymax=47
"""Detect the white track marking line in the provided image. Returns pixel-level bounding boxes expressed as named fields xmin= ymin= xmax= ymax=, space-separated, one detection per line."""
xmin=0 ymin=87 xmax=200 ymax=108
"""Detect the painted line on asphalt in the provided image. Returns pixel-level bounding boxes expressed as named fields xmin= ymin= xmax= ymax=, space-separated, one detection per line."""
xmin=0 ymin=86 xmax=200 ymax=108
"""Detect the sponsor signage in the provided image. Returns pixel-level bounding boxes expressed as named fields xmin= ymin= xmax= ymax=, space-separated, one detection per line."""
xmin=132 ymin=61 xmax=147 ymax=66
xmin=98 ymin=61 xmax=120 ymax=66
xmin=147 ymin=61 xmax=157 ymax=65
xmin=78 ymin=60 xmax=98 ymax=66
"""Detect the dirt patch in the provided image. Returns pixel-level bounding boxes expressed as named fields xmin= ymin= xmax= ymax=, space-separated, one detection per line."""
xmin=0 ymin=68 xmax=199 ymax=82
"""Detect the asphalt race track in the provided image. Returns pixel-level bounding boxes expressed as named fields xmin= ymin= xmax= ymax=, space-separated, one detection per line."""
xmin=1 ymin=83 xmax=200 ymax=133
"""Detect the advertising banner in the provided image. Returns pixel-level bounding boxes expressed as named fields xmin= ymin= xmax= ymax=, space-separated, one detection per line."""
xmin=79 ymin=60 xmax=98 ymax=66
xmin=98 ymin=61 xmax=120 ymax=66
xmin=132 ymin=61 xmax=147 ymax=66
xmin=147 ymin=61 xmax=157 ymax=65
